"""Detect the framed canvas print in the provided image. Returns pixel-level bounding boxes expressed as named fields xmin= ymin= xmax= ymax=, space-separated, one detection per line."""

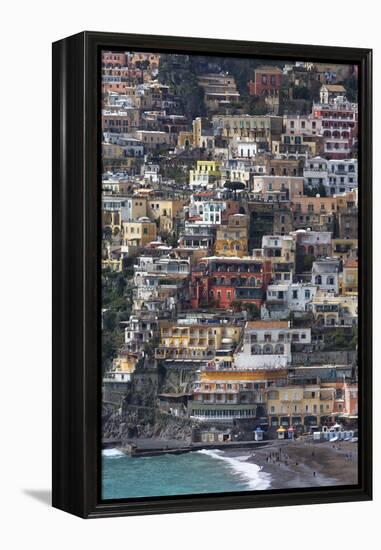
xmin=52 ymin=31 xmax=372 ymax=518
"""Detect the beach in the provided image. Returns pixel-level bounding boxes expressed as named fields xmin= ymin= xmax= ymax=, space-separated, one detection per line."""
xmin=102 ymin=437 xmax=358 ymax=499
xmin=236 ymin=438 xmax=358 ymax=489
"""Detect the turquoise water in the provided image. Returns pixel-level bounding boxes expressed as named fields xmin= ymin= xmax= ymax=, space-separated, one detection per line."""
xmin=102 ymin=448 xmax=271 ymax=500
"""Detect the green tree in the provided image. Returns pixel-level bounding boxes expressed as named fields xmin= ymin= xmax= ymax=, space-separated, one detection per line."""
xmin=158 ymin=55 xmax=206 ymax=121
xmin=343 ymin=74 xmax=358 ymax=102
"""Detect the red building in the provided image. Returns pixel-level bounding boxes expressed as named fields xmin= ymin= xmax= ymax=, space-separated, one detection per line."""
xmin=312 ymin=101 xmax=358 ymax=159
xmin=191 ymin=257 xmax=272 ymax=310
xmin=248 ymin=66 xmax=283 ymax=96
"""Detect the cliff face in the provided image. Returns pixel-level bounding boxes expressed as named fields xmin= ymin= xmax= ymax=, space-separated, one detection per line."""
xmin=102 ymin=363 xmax=198 ymax=442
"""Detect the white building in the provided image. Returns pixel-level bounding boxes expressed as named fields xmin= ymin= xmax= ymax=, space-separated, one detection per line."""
xmin=234 ymin=138 xmax=258 ymax=159
xmin=189 ymin=196 xmax=226 ymax=224
xmin=283 ymin=114 xmax=322 ymax=136
xmin=266 ymin=283 xmax=318 ymax=311
xmin=234 ymin=320 xmax=311 ymax=369
xmin=304 ymin=157 xmax=358 ymax=195
xmin=327 ymin=159 xmax=358 ymax=195
xmin=143 ymin=163 xmax=161 ymax=183
xmin=311 ymin=258 xmax=340 ymax=294
xmin=304 ymin=157 xmax=329 ymax=188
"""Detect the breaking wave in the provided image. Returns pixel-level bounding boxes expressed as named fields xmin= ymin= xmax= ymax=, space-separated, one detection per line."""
xmin=102 ymin=448 xmax=125 ymax=458
xmin=197 ymin=449 xmax=271 ymax=490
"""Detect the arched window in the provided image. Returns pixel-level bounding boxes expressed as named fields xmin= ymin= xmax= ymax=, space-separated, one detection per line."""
xmin=315 ymin=275 xmax=322 ymax=285
xmin=251 ymin=344 xmax=261 ymax=355
xmin=275 ymin=344 xmax=284 ymax=354
xmin=263 ymin=344 xmax=273 ymax=355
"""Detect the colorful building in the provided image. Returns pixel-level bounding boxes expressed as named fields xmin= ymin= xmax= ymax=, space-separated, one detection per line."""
xmin=190 ymin=368 xmax=288 ymax=422
xmin=122 ymin=217 xmax=157 ymax=248
xmin=248 ymin=65 xmax=283 ymax=96
xmin=342 ymin=258 xmax=358 ymax=295
xmin=214 ymin=214 xmax=249 ymax=258
xmin=191 ymin=256 xmax=272 ymax=310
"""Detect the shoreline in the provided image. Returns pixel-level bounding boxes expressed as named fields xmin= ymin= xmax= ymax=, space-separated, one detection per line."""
xmin=228 ymin=439 xmax=358 ymax=489
xmin=103 ymin=437 xmax=358 ymax=491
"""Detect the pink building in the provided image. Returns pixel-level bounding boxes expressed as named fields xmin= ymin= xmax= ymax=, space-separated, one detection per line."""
xmin=312 ymin=100 xmax=358 ymax=159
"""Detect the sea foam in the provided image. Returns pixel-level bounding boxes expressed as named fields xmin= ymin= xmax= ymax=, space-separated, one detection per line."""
xmin=102 ymin=448 xmax=125 ymax=458
xmin=197 ymin=448 xmax=271 ymax=490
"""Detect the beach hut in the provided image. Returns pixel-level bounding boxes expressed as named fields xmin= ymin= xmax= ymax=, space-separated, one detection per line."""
xmin=254 ymin=427 xmax=264 ymax=441
xmin=276 ymin=426 xmax=286 ymax=440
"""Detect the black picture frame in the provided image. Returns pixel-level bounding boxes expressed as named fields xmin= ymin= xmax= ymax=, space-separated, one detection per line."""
xmin=52 ymin=31 xmax=372 ymax=519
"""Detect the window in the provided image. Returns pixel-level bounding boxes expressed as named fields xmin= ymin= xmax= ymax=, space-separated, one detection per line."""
xmin=292 ymin=290 xmax=298 ymax=299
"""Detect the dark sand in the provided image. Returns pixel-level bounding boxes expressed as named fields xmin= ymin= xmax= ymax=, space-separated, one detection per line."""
xmin=228 ymin=439 xmax=358 ymax=489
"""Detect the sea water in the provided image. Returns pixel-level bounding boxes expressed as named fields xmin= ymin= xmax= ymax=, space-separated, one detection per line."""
xmin=102 ymin=448 xmax=271 ymax=500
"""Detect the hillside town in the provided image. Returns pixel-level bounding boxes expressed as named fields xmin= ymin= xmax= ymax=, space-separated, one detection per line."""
xmin=101 ymin=51 xmax=358 ymax=446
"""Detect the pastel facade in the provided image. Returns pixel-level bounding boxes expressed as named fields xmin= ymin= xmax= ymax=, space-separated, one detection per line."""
xmin=267 ymin=385 xmax=335 ymax=427
xmin=155 ymin=323 xmax=242 ymax=363
xmin=252 ymin=175 xmax=304 ymax=201
xmin=191 ymin=369 xmax=287 ymax=421
xmin=234 ymin=321 xmax=311 ymax=369
xmin=342 ymin=259 xmax=358 ymax=295
xmin=311 ymin=258 xmax=340 ymax=294
xmin=189 ymin=160 xmax=223 ymax=187
xmin=266 ymin=283 xmax=317 ymax=311
xmin=214 ymin=214 xmax=249 ymax=258
xmin=122 ymin=218 xmax=157 ymax=248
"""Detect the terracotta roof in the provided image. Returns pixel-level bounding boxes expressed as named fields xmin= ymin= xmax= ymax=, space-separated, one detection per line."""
xmin=344 ymin=258 xmax=358 ymax=268
xmin=246 ymin=321 xmax=290 ymax=329
xmin=323 ymin=84 xmax=346 ymax=92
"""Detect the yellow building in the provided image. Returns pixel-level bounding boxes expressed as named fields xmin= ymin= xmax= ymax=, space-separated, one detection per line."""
xmin=189 ymin=160 xmax=223 ymax=186
xmin=192 ymin=117 xmax=203 ymax=148
xmin=113 ymin=352 xmax=137 ymax=374
xmin=190 ymin=369 xmax=288 ymax=421
xmin=342 ymin=258 xmax=358 ymax=295
xmin=267 ymin=385 xmax=335 ymax=427
xmin=177 ymin=131 xmax=194 ymax=149
xmin=309 ymin=292 xmax=340 ymax=326
xmin=122 ymin=218 xmax=157 ymax=248
xmin=155 ymin=323 xmax=242 ymax=364
xmin=146 ymin=198 xmax=185 ymax=233
xmin=215 ymin=214 xmax=249 ymax=257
